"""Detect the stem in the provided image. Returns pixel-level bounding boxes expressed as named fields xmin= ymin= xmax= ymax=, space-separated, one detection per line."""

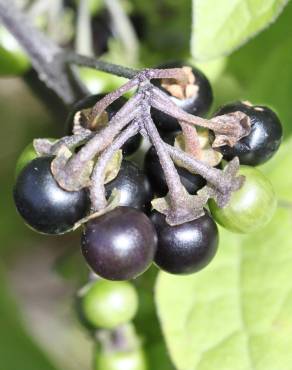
xmin=66 ymin=52 xmax=139 ymax=79
xmin=89 ymin=78 xmax=140 ymax=121
xmin=151 ymin=86 xmax=250 ymax=140
xmin=166 ymin=144 xmax=230 ymax=192
xmin=104 ymin=0 xmax=139 ymax=65
xmin=180 ymin=121 xmax=202 ymax=158
xmin=90 ymin=121 xmax=140 ymax=211
xmin=51 ymin=131 xmax=94 ymax=153
xmin=0 ymin=0 xmax=85 ymax=104
xmin=75 ymin=0 xmax=94 ymax=56
xmin=143 ymin=112 xmax=190 ymax=217
xmin=53 ymin=94 xmax=142 ymax=190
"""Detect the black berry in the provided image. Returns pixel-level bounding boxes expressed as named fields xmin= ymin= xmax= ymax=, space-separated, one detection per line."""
xmin=106 ymin=160 xmax=153 ymax=211
xmin=215 ymin=102 xmax=283 ymax=166
xmin=150 ymin=210 xmax=218 ymax=274
xmin=151 ymin=61 xmax=213 ymax=132
xmin=13 ymin=156 xmax=89 ymax=234
xmin=81 ymin=207 xmax=157 ymax=280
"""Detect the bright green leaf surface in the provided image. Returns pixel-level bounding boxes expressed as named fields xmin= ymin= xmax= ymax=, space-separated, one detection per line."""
xmin=156 ymin=207 xmax=292 ymax=369
xmin=191 ymin=0 xmax=290 ymax=61
xmin=261 ymin=137 xmax=292 ymax=202
xmin=155 ymin=138 xmax=292 ymax=369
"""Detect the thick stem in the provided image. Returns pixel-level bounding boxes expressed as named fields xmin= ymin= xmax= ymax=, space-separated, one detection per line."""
xmin=0 ymin=0 xmax=85 ymax=104
xmin=143 ymin=113 xmax=190 ymax=216
xmin=90 ymin=121 xmax=140 ymax=211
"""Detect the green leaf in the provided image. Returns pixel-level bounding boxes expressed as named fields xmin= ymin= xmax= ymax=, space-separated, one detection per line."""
xmin=191 ymin=0 xmax=290 ymax=61
xmin=218 ymin=1 xmax=292 ymax=138
xmin=155 ymin=138 xmax=292 ymax=369
xmin=261 ymin=136 xmax=292 ymax=202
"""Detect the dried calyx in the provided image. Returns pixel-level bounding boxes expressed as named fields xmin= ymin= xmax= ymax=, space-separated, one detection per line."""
xmin=33 ymin=66 xmax=250 ymax=226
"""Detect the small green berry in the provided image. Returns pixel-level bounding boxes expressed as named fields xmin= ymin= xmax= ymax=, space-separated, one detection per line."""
xmin=81 ymin=280 xmax=138 ymax=329
xmin=209 ymin=165 xmax=277 ymax=233
xmin=95 ymin=348 xmax=147 ymax=370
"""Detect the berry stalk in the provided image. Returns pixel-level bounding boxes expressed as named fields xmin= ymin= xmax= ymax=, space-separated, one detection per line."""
xmin=90 ymin=120 xmax=140 ymax=211
xmin=143 ymin=112 xmax=196 ymax=224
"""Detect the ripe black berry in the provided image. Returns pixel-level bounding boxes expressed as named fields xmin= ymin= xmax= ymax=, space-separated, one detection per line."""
xmin=13 ymin=156 xmax=89 ymax=234
xmin=66 ymin=94 xmax=142 ymax=156
xmin=81 ymin=207 xmax=157 ymax=280
xmin=215 ymin=102 xmax=283 ymax=166
xmin=144 ymin=146 xmax=206 ymax=197
xmin=106 ymin=160 xmax=153 ymax=211
xmin=150 ymin=210 xmax=218 ymax=274
xmin=151 ymin=61 xmax=213 ymax=132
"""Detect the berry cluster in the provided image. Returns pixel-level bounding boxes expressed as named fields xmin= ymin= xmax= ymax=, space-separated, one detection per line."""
xmin=77 ymin=279 xmax=146 ymax=370
xmin=13 ymin=62 xmax=282 ymax=281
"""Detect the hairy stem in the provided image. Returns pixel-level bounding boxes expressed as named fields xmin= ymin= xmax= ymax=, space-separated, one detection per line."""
xmin=180 ymin=121 xmax=202 ymax=158
xmin=166 ymin=144 xmax=229 ymax=192
xmin=53 ymin=94 xmax=142 ymax=190
xmin=89 ymin=78 xmax=140 ymax=121
xmin=143 ymin=112 xmax=190 ymax=216
xmin=90 ymin=121 xmax=140 ymax=211
xmin=151 ymin=86 xmax=249 ymax=139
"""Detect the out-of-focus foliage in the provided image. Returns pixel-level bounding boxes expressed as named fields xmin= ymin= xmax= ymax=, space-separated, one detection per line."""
xmin=1 ymin=1 xmax=292 ymax=370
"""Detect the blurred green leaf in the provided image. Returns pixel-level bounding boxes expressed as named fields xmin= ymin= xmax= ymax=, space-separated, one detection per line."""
xmin=0 ymin=266 xmax=59 ymax=370
xmin=261 ymin=136 xmax=292 ymax=202
xmin=191 ymin=0 xmax=290 ymax=61
xmin=155 ymin=135 xmax=292 ymax=369
xmin=134 ymin=267 xmax=174 ymax=370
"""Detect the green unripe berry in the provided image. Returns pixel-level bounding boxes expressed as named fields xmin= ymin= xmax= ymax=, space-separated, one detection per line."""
xmin=81 ymin=280 xmax=138 ymax=329
xmin=95 ymin=348 xmax=147 ymax=370
xmin=209 ymin=166 xmax=277 ymax=233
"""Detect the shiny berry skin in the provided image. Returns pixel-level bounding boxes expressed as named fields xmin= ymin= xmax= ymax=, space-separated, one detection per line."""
xmin=81 ymin=207 xmax=157 ymax=280
xmin=144 ymin=146 xmax=206 ymax=197
xmin=95 ymin=348 xmax=147 ymax=370
xmin=209 ymin=166 xmax=276 ymax=234
xmin=215 ymin=102 xmax=282 ymax=166
xmin=106 ymin=160 xmax=153 ymax=211
xmin=66 ymin=94 xmax=142 ymax=156
xmin=151 ymin=61 xmax=213 ymax=132
xmin=81 ymin=280 xmax=138 ymax=329
xmin=150 ymin=210 xmax=218 ymax=274
xmin=13 ymin=156 xmax=89 ymax=235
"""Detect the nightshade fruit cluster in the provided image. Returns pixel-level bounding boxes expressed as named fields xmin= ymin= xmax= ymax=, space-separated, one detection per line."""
xmin=13 ymin=62 xmax=283 ymax=283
